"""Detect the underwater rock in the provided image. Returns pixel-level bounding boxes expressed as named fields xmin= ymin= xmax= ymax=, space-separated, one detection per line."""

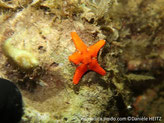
xmin=0 ymin=0 xmax=163 ymax=122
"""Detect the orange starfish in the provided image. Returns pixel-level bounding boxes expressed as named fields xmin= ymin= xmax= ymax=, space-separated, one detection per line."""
xmin=69 ymin=32 xmax=106 ymax=84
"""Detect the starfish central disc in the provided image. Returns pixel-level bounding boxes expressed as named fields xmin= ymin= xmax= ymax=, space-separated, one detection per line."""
xmin=81 ymin=52 xmax=92 ymax=64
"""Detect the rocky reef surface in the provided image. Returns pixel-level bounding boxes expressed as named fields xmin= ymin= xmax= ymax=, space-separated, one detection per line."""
xmin=0 ymin=0 xmax=164 ymax=122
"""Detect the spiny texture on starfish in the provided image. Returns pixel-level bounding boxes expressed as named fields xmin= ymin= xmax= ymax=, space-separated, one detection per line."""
xmin=69 ymin=32 xmax=106 ymax=84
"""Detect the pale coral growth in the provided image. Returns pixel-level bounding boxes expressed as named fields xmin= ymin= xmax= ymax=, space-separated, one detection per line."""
xmin=81 ymin=0 xmax=113 ymax=21
xmin=40 ymin=0 xmax=83 ymax=18
xmin=0 ymin=11 xmax=12 ymax=24
xmin=3 ymin=38 xmax=39 ymax=69
xmin=0 ymin=0 xmax=16 ymax=8
xmin=0 ymin=0 xmax=32 ymax=9
xmin=86 ymin=0 xmax=111 ymax=18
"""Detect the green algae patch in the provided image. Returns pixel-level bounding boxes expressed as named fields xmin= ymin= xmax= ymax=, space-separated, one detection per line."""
xmin=126 ymin=74 xmax=155 ymax=81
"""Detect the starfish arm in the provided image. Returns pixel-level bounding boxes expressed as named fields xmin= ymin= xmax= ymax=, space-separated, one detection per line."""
xmin=69 ymin=52 xmax=82 ymax=65
xmin=89 ymin=59 xmax=106 ymax=75
xmin=89 ymin=40 xmax=106 ymax=57
xmin=71 ymin=32 xmax=87 ymax=52
xmin=73 ymin=64 xmax=88 ymax=84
